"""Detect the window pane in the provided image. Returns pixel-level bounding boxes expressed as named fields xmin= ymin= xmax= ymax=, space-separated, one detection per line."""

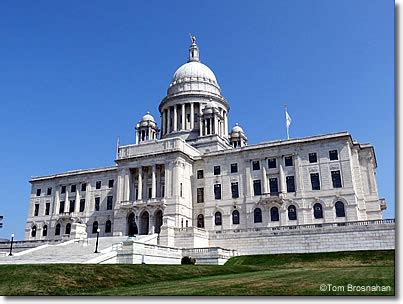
xmin=331 ymin=170 xmax=342 ymax=188
xmin=285 ymin=156 xmax=293 ymax=167
xmin=313 ymin=203 xmax=323 ymax=219
xmin=214 ymin=166 xmax=221 ymax=175
xmin=96 ymin=181 xmax=101 ymax=189
xmin=215 ymin=212 xmax=222 ymax=225
xmin=214 ymin=184 xmax=221 ymax=200
xmin=310 ymin=173 xmax=320 ymax=190
xmin=252 ymin=161 xmax=260 ymax=170
xmin=230 ymin=163 xmax=238 ymax=173
xmin=36 ymin=189 xmax=41 ymax=196
xmin=270 ymin=207 xmax=279 ymax=221
xmin=329 ymin=150 xmax=338 ymax=160
xmin=254 ymin=208 xmax=262 ymax=223
xmin=232 ymin=210 xmax=240 ymax=225
xmin=197 ymin=170 xmax=204 ymax=179
xmin=288 ymin=205 xmax=297 ymax=220
xmin=269 ymin=178 xmax=278 ymax=194
xmin=335 ymin=201 xmax=345 ymax=217
xmin=81 ymin=183 xmax=87 ymax=192
xmin=286 ymin=176 xmax=295 ymax=192
xmin=71 ymin=185 xmax=76 ymax=193
xmin=268 ymin=158 xmax=276 ymax=169
xmin=231 ymin=182 xmax=239 ymax=198
xmin=253 ymin=180 xmax=262 ymax=196
xmin=309 ymin=153 xmax=317 ymax=163
xmin=47 ymin=187 xmax=52 ymax=195
xmin=108 ymin=179 xmax=114 ymax=188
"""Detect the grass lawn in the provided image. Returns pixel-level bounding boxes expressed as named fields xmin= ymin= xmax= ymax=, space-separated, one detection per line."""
xmin=0 ymin=250 xmax=394 ymax=296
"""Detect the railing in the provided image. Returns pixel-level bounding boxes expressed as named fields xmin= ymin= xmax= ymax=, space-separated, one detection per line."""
xmin=120 ymin=198 xmax=166 ymax=208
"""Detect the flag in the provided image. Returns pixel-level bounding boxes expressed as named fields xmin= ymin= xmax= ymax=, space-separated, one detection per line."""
xmin=285 ymin=109 xmax=292 ymax=128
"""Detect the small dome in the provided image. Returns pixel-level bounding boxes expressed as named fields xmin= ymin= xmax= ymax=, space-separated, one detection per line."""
xmin=171 ymin=61 xmax=218 ymax=86
xmin=231 ymin=123 xmax=244 ymax=134
xmin=141 ymin=112 xmax=155 ymax=122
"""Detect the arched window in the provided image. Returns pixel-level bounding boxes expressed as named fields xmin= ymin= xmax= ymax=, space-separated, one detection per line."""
xmin=31 ymin=225 xmax=37 ymax=237
xmin=105 ymin=220 xmax=112 ymax=233
xmin=313 ymin=203 xmax=323 ymax=219
xmin=92 ymin=221 xmax=99 ymax=234
xmin=65 ymin=223 xmax=71 ymax=235
xmin=42 ymin=225 xmax=48 ymax=237
xmin=197 ymin=214 xmax=204 ymax=228
xmin=335 ymin=201 xmax=346 ymax=217
xmin=215 ymin=212 xmax=222 ymax=226
xmin=55 ymin=223 xmax=61 ymax=236
xmin=232 ymin=210 xmax=240 ymax=225
xmin=254 ymin=208 xmax=262 ymax=223
xmin=288 ymin=205 xmax=297 ymax=221
xmin=270 ymin=207 xmax=279 ymax=221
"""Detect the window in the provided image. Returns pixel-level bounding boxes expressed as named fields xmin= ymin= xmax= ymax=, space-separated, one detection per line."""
xmin=253 ymin=180 xmax=262 ymax=196
xmin=269 ymin=178 xmax=279 ymax=195
xmin=335 ymin=201 xmax=346 ymax=217
xmin=92 ymin=221 xmax=99 ymax=234
xmin=197 ymin=170 xmax=204 ymax=179
xmin=95 ymin=197 xmax=100 ymax=211
xmin=31 ymin=226 xmax=37 ymax=237
xmin=230 ymin=163 xmax=238 ymax=173
xmin=34 ymin=204 xmax=39 ymax=216
xmin=108 ymin=179 xmax=114 ymax=188
xmin=148 ymin=188 xmax=152 ymax=199
xmin=59 ymin=201 xmax=65 ymax=214
xmin=214 ymin=212 xmax=222 ymax=225
xmin=288 ymin=205 xmax=297 ymax=220
xmin=214 ymin=166 xmax=221 ymax=175
xmin=268 ymin=158 xmax=276 ymax=169
xmin=96 ymin=181 xmax=101 ymax=189
xmin=197 ymin=214 xmax=204 ymax=228
xmin=197 ymin=188 xmax=204 ymax=203
xmin=329 ymin=150 xmax=338 ymax=161
xmin=285 ymin=156 xmax=293 ymax=167
xmin=286 ymin=176 xmax=295 ymax=193
xmin=214 ymin=184 xmax=221 ymax=200
xmin=79 ymin=199 xmax=85 ymax=212
xmin=42 ymin=225 xmax=48 ymax=237
xmin=107 ymin=196 xmax=113 ymax=210
xmin=231 ymin=182 xmax=239 ymax=198
xmin=331 ymin=170 xmax=342 ymax=188
xmin=69 ymin=200 xmax=75 ymax=213
xmin=310 ymin=173 xmax=320 ymax=190
xmin=270 ymin=207 xmax=279 ymax=221
xmin=61 ymin=185 xmax=66 ymax=194
xmin=232 ymin=210 xmax=240 ymax=225
xmin=252 ymin=161 xmax=260 ymax=170
xmin=65 ymin=223 xmax=71 ymax=235
xmin=105 ymin=220 xmax=112 ymax=233
xmin=313 ymin=203 xmax=323 ymax=219
xmin=36 ymin=189 xmax=41 ymax=196
xmin=81 ymin=183 xmax=87 ymax=192
xmin=254 ymin=208 xmax=262 ymax=223
xmin=180 ymin=183 xmax=183 ymax=197
xmin=45 ymin=203 xmax=50 ymax=215
xmin=71 ymin=184 xmax=76 ymax=193
xmin=309 ymin=152 xmax=317 ymax=163
xmin=55 ymin=223 xmax=61 ymax=236
xmin=47 ymin=187 xmax=52 ymax=195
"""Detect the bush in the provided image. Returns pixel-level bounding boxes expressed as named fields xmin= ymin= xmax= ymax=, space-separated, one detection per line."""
xmin=181 ymin=256 xmax=196 ymax=265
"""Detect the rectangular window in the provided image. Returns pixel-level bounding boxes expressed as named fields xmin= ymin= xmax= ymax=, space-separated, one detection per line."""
xmin=34 ymin=204 xmax=39 ymax=216
xmin=108 ymin=179 xmax=114 ymax=188
xmin=253 ymin=180 xmax=262 ymax=196
xmin=329 ymin=150 xmax=338 ymax=161
xmin=95 ymin=197 xmax=100 ymax=211
xmin=309 ymin=152 xmax=318 ymax=163
xmin=331 ymin=170 xmax=342 ymax=188
xmin=148 ymin=188 xmax=152 ymax=199
xmin=79 ymin=199 xmax=85 ymax=212
xmin=45 ymin=203 xmax=50 ymax=215
xmin=252 ymin=161 xmax=260 ymax=171
xmin=286 ymin=176 xmax=295 ymax=193
xmin=231 ymin=182 xmax=239 ymax=198
xmin=107 ymin=196 xmax=113 ymax=210
xmin=285 ymin=156 xmax=293 ymax=167
xmin=180 ymin=183 xmax=183 ymax=197
xmin=71 ymin=184 xmax=76 ymax=193
xmin=268 ymin=158 xmax=277 ymax=169
xmin=269 ymin=178 xmax=279 ymax=194
xmin=59 ymin=201 xmax=65 ymax=214
xmin=230 ymin=163 xmax=238 ymax=173
xmin=36 ymin=189 xmax=41 ymax=197
xmin=96 ymin=181 xmax=101 ymax=189
xmin=197 ymin=170 xmax=204 ymax=179
xmin=61 ymin=185 xmax=66 ymax=194
xmin=81 ymin=183 xmax=87 ymax=192
xmin=214 ymin=184 xmax=222 ymax=200
xmin=197 ymin=188 xmax=204 ymax=203
xmin=47 ymin=187 xmax=52 ymax=196
xmin=214 ymin=166 xmax=221 ymax=175
xmin=69 ymin=200 xmax=75 ymax=213
xmin=310 ymin=173 xmax=320 ymax=190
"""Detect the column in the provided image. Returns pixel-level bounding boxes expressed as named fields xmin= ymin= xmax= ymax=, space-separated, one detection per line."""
xmin=224 ymin=111 xmax=228 ymax=136
xmin=165 ymin=163 xmax=171 ymax=198
xmin=64 ymin=188 xmax=69 ymax=213
xmin=161 ymin=111 xmax=165 ymax=136
xmin=190 ymin=103 xmax=194 ymax=129
xmin=53 ymin=188 xmax=60 ymax=215
xmin=135 ymin=129 xmax=139 ymax=144
xmin=173 ymin=105 xmax=178 ymax=131
xmin=199 ymin=104 xmax=203 ymax=136
xmin=214 ymin=115 xmax=218 ymax=135
xmin=138 ymin=167 xmax=143 ymax=201
xmin=124 ymin=169 xmax=130 ymax=201
xmin=279 ymin=157 xmax=286 ymax=194
xmin=152 ymin=165 xmax=156 ymax=199
xmin=75 ymin=189 xmax=80 ymax=213
xmin=262 ymin=162 xmax=268 ymax=194
xmin=172 ymin=161 xmax=178 ymax=197
xmin=294 ymin=154 xmax=302 ymax=195
xmin=181 ymin=103 xmax=185 ymax=130
xmin=166 ymin=108 xmax=171 ymax=134
xmin=245 ymin=161 xmax=252 ymax=198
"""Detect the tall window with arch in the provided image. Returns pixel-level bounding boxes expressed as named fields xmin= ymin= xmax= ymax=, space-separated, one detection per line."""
xmin=42 ymin=225 xmax=48 ymax=237
xmin=215 ymin=211 xmax=222 ymax=226
xmin=254 ymin=208 xmax=262 ymax=223
xmin=270 ymin=207 xmax=279 ymax=221
xmin=197 ymin=214 xmax=204 ymax=228
xmin=65 ymin=223 xmax=71 ymax=235
xmin=92 ymin=221 xmax=99 ymax=234
xmin=232 ymin=210 xmax=240 ymax=225
xmin=313 ymin=203 xmax=323 ymax=219
xmin=335 ymin=201 xmax=346 ymax=217
xmin=288 ymin=205 xmax=297 ymax=221
xmin=55 ymin=223 xmax=61 ymax=236
xmin=105 ymin=220 xmax=112 ymax=233
xmin=31 ymin=225 xmax=37 ymax=237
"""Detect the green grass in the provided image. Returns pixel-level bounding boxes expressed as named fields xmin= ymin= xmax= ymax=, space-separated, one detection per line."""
xmin=0 ymin=250 xmax=395 ymax=296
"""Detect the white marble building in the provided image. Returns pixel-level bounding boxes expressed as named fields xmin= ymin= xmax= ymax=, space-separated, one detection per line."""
xmin=25 ymin=37 xmax=387 ymax=249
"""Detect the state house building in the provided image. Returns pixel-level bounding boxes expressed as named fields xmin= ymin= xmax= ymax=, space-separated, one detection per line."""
xmin=24 ymin=38 xmax=386 ymax=244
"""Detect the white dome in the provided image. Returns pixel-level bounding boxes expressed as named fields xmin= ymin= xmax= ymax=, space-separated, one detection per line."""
xmin=141 ymin=112 xmax=155 ymax=122
xmin=231 ymin=123 xmax=244 ymax=133
xmin=171 ymin=61 xmax=218 ymax=86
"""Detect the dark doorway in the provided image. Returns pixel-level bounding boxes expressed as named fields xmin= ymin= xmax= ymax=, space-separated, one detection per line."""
xmin=140 ymin=211 xmax=149 ymax=235
xmin=154 ymin=210 xmax=163 ymax=234
xmin=128 ymin=212 xmax=138 ymax=236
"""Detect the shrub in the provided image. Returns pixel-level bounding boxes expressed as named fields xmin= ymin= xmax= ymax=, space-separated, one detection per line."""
xmin=181 ymin=256 xmax=196 ymax=265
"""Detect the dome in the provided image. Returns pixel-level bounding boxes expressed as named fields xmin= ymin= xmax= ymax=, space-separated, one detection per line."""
xmin=231 ymin=123 xmax=244 ymax=134
xmin=141 ymin=112 xmax=155 ymax=122
xmin=170 ymin=61 xmax=218 ymax=86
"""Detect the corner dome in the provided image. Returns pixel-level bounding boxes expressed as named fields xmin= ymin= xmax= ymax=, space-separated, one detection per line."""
xmin=231 ymin=123 xmax=244 ymax=134
xmin=141 ymin=112 xmax=155 ymax=122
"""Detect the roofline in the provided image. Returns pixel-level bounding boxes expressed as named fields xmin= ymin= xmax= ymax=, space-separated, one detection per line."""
xmin=30 ymin=166 xmax=117 ymax=183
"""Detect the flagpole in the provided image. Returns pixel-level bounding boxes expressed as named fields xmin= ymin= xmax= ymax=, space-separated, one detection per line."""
xmin=285 ymin=105 xmax=290 ymax=140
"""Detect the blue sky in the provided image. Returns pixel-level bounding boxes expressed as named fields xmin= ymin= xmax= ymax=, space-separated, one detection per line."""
xmin=0 ymin=0 xmax=394 ymax=239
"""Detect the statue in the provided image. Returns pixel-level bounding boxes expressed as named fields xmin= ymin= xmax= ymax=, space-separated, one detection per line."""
xmin=189 ymin=33 xmax=196 ymax=44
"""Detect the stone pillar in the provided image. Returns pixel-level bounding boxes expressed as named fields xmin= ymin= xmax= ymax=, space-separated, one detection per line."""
xmin=138 ymin=167 xmax=143 ymax=201
xmin=149 ymin=213 xmax=155 ymax=234
xmin=54 ymin=188 xmax=60 ymax=215
xmin=224 ymin=111 xmax=228 ymax=137
xmin=167 ymin=107 xmax=171 ymax=134
xmin=181 ymin=103 xmax=185 ymax=130
xmin=161 ymin=111 xmax=165 ymax=136
xmin=75 ymin=189 xmax=80 ymax=213
xmin=152 ymin=165 xmax=156 ymax=199
xmin=262 ymin=161 xmax=268 ymax=194
xmin=245 ymin=161 xmax=252 ymax=198
xmin=173 ymin=105 xmax=177 ymax=131
xmin=165 ymin=163 xmax=171 ymax=198
xmin=199 ymin=104 xmax=203 ymax=136
xmin=214 ymin=115 xmax=218 ymax=135
xmin=124 ymin=169 xmax=130 ymax=201
xmin=64 ymin=188 xmax=69 ymax=212
xmin=135 ymin=129 xmax=139 ymax=144
xmin=279 ymin=157 xmax=286 ymax=194
xmin=172 ymin=161 xmax=178 ymax=197
xmin=190 ymin=102 xmax=194 ymax=129
xmin=294 ymin=154 xmax=301 ymax=195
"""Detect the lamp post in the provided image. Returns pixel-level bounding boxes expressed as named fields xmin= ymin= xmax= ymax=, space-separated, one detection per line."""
xmin=94 ymin=228 xmax=100 ymax=253
xmin=9 ymin=233 xmax=14 ymax=256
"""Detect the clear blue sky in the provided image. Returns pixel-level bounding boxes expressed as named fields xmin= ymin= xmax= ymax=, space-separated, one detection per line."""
xmin=0 ymin=0 xmax=394 ymax=239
